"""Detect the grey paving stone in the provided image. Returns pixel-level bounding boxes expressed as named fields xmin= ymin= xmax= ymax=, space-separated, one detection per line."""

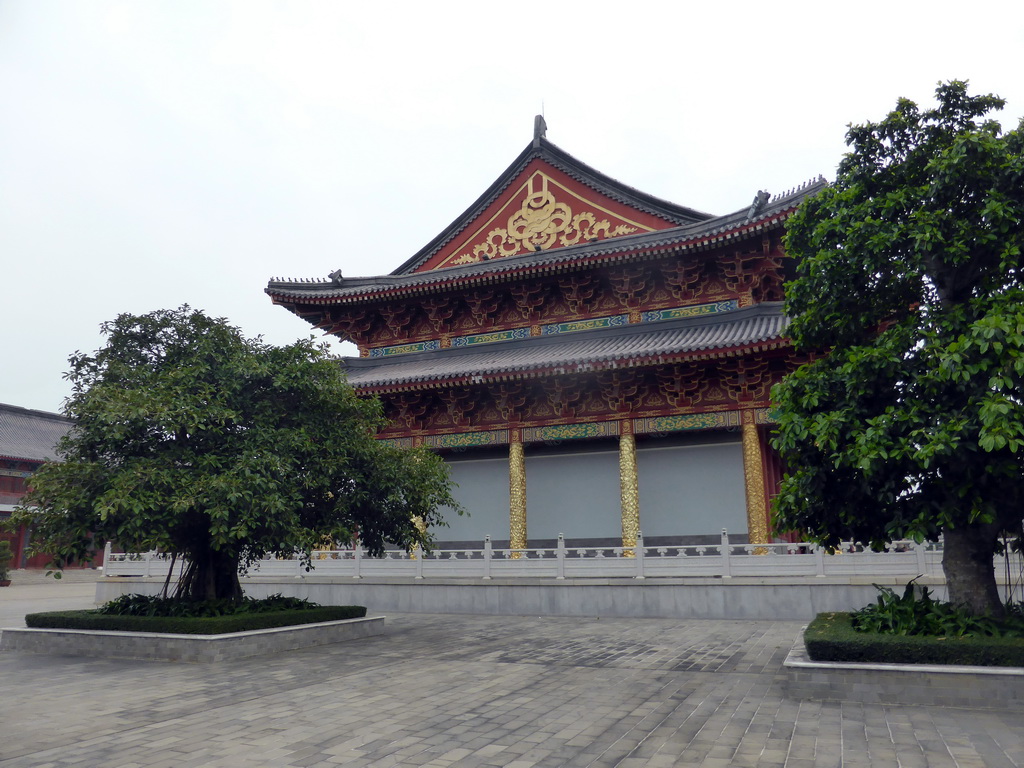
xmin=2 ymin=611 xmax=1023 ymax=767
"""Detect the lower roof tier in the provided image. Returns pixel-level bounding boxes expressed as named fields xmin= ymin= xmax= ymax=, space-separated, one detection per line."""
xmin=342 ymin=303 xmax=788 ymax=391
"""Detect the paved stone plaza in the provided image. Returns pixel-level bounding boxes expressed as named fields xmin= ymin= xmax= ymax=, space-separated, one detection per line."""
xmin=1 ymin=580 xmax=1022 ymax=767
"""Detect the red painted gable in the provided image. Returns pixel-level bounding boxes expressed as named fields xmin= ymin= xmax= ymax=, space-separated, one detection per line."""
xmin=414 ymin=158 xmax=680 ymax=272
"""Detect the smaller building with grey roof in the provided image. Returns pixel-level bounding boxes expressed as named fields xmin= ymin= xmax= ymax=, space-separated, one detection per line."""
xmin=1 ymin=403 xmax=73 ymax=570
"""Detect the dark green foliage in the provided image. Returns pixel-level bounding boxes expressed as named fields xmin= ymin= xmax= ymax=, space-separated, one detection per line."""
xmin=851 ymin=580 xmax=1024 ymax=638
xmin=805 ymin=612 xmax=1024 ymax=667
xmin=25 ymin=604 xmax=367 ymax=634
xmin=774 ymin=81 xmax=1024 ymax=616
xmin=0 ymin=540 xmax=12 ymax=580
xmin=98 ymin=592 xmax=321 ymax=618
xmin=7 ymin=306 xmax=459 ymax=601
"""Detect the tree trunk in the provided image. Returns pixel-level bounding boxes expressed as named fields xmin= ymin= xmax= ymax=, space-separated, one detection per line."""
xmin=175 ymin=548 xmax=242 ymax=602
xmin=942 ymin=522 xmax=1003 ymax=618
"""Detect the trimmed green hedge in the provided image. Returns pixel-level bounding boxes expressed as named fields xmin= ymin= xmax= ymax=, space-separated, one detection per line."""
xmin=805 ymin=612 xmax=1024 ymax=667
xmin=25 ymin=605 xmax=367 ymax=635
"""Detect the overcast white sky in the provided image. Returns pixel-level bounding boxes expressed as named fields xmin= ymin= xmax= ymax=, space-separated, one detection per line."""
xmin=2 ymin=1 xmax=1023 ymax=413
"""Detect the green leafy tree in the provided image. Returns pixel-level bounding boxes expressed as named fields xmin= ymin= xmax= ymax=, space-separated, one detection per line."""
xmin=9 ymin=307 xmax=458 ymax=601
xmin=773 ymin=81 xmax=1024 ymax=617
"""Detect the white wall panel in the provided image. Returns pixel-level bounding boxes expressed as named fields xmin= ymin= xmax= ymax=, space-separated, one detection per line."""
xmin=524 ymin=448 xmax=621 ymax=540
xmin=636 ymin=441 xmax=747 ymax=537
xmin=438 ymin=455 xmax=509 ymax=542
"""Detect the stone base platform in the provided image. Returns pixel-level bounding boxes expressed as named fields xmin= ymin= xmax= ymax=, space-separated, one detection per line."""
xmin=0 ymin=616 xmax=385 ymax=663
xmin=97 ymin=574 xmax=952 ymax=621
xmin=783 ymin=633 xmax=1024 ymax=710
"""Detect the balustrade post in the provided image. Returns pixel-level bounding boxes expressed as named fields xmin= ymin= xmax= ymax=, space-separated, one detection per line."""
xmin=353 ymin=543 xmax=362 ymax=579
xmin=720 ymin=529 xmax=732 ymax=578
xmin=102 ymin=541 xmax=112 ymax=576
xmin=296 ymin=552 xmax=304 ymax=579
xmin=144 ymin=551 xmax=153 ymax=579
xmin=914 ymin=540 xmax=927 ymax=574
xmin=483 ymin=536 xmax=492 ymax=580
xmin=814 ymin=544 xmax=825 ymax=576
xmin=556 ymin=533 xmax=566 ymax=580
xmin=634 ymin=531 xmax=645 ymax=579
xmin=415 ymin=544 xmax=424 ymax=580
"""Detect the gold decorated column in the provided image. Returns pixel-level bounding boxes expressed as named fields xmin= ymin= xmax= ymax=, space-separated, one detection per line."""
xmin=408 ymin=515 xmax=426 ymax=560
xmin=619 ymin=426 xmax=640 ymax=557
xmin=509 ymin=435 xmax=527 ymax=558
xmin=741 ymin=413 xmax=770 ymax=545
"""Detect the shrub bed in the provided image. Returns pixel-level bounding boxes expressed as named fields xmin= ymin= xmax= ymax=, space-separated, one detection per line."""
xmin=805 ymin=612 xmax=1024 ymax=667
xmin=25 ymin=594 xmax=367 ymax=635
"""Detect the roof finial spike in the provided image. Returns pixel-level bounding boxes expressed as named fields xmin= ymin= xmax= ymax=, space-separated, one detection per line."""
xmin=533 ymin=114 xmax=547 ymax=148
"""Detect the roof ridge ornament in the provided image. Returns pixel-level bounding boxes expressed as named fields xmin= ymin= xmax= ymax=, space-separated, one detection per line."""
xmin=769 ymin=175 xmax=828 ymax=203
xmin=329 ymin=269 xmax=344 ymax=285
xmin=533 ymin=114 xmax=547 ymax=148
xmin=747 ymin=190 xmax=770 ymax=220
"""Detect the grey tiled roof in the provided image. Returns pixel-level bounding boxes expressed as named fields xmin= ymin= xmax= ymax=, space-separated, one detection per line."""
xmin=0 ymin=404 xmax=73 ymax=462
xmin=342 ymin=304 xmax=789 ymax=390
xmin=266 ymin=177 xmax=825 ymax=304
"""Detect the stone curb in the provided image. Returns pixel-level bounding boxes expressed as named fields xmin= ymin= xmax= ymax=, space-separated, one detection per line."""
xmin=783 ymin=631 xmax=1024 ymax=710
xmin=0 ymin=615 xmax=385 ymax=663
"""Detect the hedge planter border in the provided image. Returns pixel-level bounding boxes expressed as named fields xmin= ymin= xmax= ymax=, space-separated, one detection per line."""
xmin=784 ymin=627 xmax=1024 ymax=710
xmin=24 ymin=605 xmax=367 ymax=634
xmin=0 ymin=616 xmax=385 ymax=663
xmin=803 ymin=612 xmax=1024 ymax=667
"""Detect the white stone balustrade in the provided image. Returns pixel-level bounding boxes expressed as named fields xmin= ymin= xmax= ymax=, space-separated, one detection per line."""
xmin=97 ymin=529 xmax=1000 ymax=582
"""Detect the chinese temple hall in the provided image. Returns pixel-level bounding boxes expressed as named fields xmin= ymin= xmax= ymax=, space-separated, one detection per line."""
xmin=266 ymin=118 xmax=825 ymax=552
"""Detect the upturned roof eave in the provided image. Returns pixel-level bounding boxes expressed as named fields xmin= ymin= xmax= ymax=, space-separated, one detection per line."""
xmin=265 ymin=181 xmax=823 ymax=308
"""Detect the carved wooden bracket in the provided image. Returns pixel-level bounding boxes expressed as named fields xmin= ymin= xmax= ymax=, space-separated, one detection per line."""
xmin=388 ymin=392 xmax=432 ymax=430
xmin=656 ymin=363 xmax=705 ymax=408
xmin=421 ymin=298 xmax=457 ymax=333
xmin=377 ymin=304 xmax=417 ymax=339
xmin=720 ymin=249 xmax=762 ymax=294
xmin=437 ymin=388 xmax=477 ymax=427
xmin=660 ymin=257 xmax=705 ymax=301
xmin=321 ymin=309 xmax=378 ymax=345
xmin=464 ymin=289 xmax=503 ymax=326
xmin=509 ymin=283 xmax=547 ymax=321
xmin=596 ymin=370 xmax=641 ymax=412
xmin=751 ymin=254 xmax=786 ymax=303
xmin=607 ymin=265 xmax=649 ymax=308
xmin=557 ymin=275 xmax=599 ymax=315
xmin=542 ymin=377 xmax=583 ymax=418
xmin=720 ymin=358 xmax=771 ymax=403
xmin=492 ymin=382 xmax=529 ymax=422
